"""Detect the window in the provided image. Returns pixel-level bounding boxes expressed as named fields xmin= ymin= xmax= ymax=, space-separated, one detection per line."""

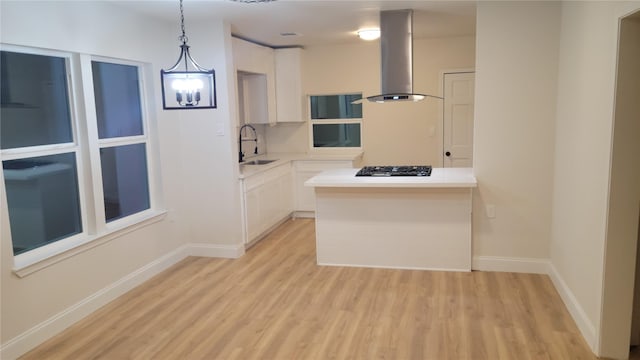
xmin=1 ymin=46 xmax=158 ymax=266
xmin=92 ymin=61 xmax=150 ymax=222
xmin=309 ymin=93 xmax=362 ymax=148
xmin=1 ymin=50 xmax=83 ymax=256
xmin=0 ymin=51 xmax=74 ymax=149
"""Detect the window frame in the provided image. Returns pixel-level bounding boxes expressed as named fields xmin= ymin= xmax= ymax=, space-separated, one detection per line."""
xmin=0 ymin=45 xmax=165 ymax=276
xmin=307 ymin=92 xmax=364 ymax=151
xmin=1 ymin=46 xmax=90 ymax=261
xmin=83 ymin=55 xmax=156 ymax=232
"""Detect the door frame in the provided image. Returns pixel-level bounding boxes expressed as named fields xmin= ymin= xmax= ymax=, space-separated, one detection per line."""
xmin=598 ymin=8 xmax=640 ymax=358
xmin=438 ymin=69 xmax=475 ymax=167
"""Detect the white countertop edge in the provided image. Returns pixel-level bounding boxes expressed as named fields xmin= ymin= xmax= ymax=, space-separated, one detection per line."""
xmin=304 ymin=168 xmax=477 ymax=188
xmin=238 ymin=152 xmax=364 ymax=179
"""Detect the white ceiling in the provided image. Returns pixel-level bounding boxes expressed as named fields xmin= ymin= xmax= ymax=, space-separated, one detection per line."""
xmin=113 ymin=0 xmax=477 ymax=47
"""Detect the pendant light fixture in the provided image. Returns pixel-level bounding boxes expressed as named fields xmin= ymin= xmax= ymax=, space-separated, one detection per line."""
xmin=161 ymin=0 xmax=216 ymax=109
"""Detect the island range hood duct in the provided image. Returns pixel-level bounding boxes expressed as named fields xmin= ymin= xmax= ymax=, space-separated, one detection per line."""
xmin=366 ymin=9 xmax=442 ymax=103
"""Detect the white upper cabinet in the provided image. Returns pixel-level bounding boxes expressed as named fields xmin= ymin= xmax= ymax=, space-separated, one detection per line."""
xmin=239 ymin=73 xmax=269 ymax=124
xmin=274 ymin=48 xmax=304 ymax=123
xmin=233 ymin=37 xmax=276 ymax=125
xmin=233 ymin=37 xmax=273 ymax=75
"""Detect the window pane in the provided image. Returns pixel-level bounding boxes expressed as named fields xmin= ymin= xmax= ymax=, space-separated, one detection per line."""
xmin=100 ymin=143 xmax=150 ymax=222
xmin=3 ymin=153 xmax=82 ymax=255
xmin=313 ymin=123 xmax=361 ymax=147
xmin=310 ymin=94 xmax=362 ymax=119
xmin=92 ymin=61 xmax=143 ymax=139
xmin=0 ymin=51 xmax=73 ymax=149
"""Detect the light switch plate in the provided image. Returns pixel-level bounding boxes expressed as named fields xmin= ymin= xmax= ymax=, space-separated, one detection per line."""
xmin=486 ymin=204 xmax=496 ymax=218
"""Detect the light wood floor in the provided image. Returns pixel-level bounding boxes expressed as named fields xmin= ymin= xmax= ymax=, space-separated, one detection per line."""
xmin=22 ymin=218 xmax=600 ymax=359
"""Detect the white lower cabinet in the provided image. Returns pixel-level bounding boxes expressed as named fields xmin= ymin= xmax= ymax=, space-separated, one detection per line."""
xmin=241 ymin=163 xmax=293 ymax=245
xmin=241 ymin=159 xmax=359 ymax=244
xmin=293 ymin=160 xmax=355 ymax=214
xmin=244 ymin=186 xmax=262 ymax=241
xmin=294 ymin=170 xmax=318 ymax=212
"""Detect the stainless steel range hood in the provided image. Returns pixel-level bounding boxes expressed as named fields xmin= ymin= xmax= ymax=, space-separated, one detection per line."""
xmin=366 ymin=9 xmax=442 ymax=103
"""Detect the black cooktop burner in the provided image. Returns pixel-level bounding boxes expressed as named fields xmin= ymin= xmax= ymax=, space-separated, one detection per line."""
xmin=355 ymin=165 xmax=432 ymax=177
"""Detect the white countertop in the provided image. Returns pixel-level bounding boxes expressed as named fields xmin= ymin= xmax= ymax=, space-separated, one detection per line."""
xmin=305 ymin=167 xmax=477 ymax=188
xmin=239 ymin=152 xmax=363 ymax=179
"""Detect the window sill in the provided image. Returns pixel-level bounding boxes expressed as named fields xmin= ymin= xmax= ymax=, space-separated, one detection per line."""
xmin=12 ymin=210 xmax=168 ymax=278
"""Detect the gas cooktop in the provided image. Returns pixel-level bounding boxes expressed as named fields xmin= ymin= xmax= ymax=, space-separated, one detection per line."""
xmin=355 ymin=165 xmax=432 ymax=177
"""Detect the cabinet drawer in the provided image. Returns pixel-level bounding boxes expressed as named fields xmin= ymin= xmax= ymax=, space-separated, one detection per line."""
xmin=264 ymin=162 xmax=292 ymax=183
xmin=243 ymin=174 xmax=264 ymax=191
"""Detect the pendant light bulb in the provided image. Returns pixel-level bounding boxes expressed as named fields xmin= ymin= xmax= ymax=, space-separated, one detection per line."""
xmin=172 ymin=78 xmax=204 ymax=92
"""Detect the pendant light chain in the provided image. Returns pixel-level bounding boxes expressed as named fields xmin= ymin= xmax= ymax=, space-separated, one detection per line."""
xmin=178 ymin=0 xmax=188 ymax=44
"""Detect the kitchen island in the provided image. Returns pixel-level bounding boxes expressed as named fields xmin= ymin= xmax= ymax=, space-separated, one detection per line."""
xmin=305 ymin=167 xmax=477 ymax=271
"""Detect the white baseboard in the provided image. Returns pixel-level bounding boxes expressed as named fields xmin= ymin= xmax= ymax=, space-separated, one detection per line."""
xmin=547 ymin=262 xmax=598 ymax=353
xmin=293 ymin=211 xmax=315 ymax=218
xmin=472 ymin=255 xmax=550 ymax=274
xmin=188 ymin=243 xmax=245 ymax=258
xmin=0 ymin=244 xmax=190 ymax=360
xmin=318 ymin=261 xmax=471 ymax=272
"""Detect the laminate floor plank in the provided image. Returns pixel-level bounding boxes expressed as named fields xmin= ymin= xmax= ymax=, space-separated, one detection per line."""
xmin=21 ymin=218 xmax=600 ymax=360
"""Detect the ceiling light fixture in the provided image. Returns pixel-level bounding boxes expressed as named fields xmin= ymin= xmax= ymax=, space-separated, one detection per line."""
xmin=161 ymin=0 xmax=216 ymax=110
xmin=357 ymin=28 xmax=381 ymax=41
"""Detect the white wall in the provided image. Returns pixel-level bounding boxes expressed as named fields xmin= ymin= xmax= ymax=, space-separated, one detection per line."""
xmin=264 ymin=122 xmax=308 ymax=154
xmin=549 ymin=1 xmax=640 ymax=357
xmin=600 ymin=13 xmax=640 ymax=358
xmin=175 ymin=19 xmax=244 ymax=248
xmin=266 ymin=36 xmax=476 ymax=162
xmin=550 ymin=1 xmax=617 ymax=351
xmin=473 ymin=2 xmax=560 ymax=266
xmin=0 ymin=1 xmax=242 ymax=358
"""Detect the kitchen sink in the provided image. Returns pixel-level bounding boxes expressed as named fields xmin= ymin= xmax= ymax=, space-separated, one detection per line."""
xmin=242 ymin=159 xmax=277 ymax=165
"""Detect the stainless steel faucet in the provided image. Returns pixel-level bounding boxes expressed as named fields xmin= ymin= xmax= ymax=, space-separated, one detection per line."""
xmin=238 ymin=124 xmax=258 ymax=163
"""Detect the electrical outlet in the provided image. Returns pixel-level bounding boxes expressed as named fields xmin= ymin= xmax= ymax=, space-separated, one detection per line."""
xmin=486 ymin=204 xmax=496 ymax=218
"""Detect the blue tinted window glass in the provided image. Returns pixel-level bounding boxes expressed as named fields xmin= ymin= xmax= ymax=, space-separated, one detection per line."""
xmin=100 ymin=143 xmax=150 ymax=222
xmin=3 ymin=153 xmax=82 ymax=255
xmin=0 ymin=51 xmax=73 ymax=149
xmin=310 ymin=94 xmax=362 ymax=119
xmin=313 ymin=123 xmax=361 ymax=148
xmin=92 ymin=61 xmax=143 ymax=139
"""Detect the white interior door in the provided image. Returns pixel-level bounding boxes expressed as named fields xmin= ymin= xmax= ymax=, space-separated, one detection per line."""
xmin=443 ymin=72 xmax=475 ymax=167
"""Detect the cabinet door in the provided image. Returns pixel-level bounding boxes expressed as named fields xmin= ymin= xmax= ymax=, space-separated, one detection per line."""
xmin=233 ymin=37 xmax=272 ymax=75
xmin=262 ymin=47 xmax=277 ymax=125
xmin=245 ymin=187 xmax=262 ymax=242
xmin=275 ymin=48 xmax=304 ymax=123
xmin=242 ymin=73 xmax=269 ymax=124
xmin=295 ymin=170 xmax=320 ymax=212
xmin=233 ymin=37 xmax=276 ymax=125
xmin=280 ymin=173 xmax=294 ymax=216
xmin=277 ymin=172 xmax=294 ymax=218
xmin=294 ymin=160 xmax=355 ymax=212
xmin=261 ymin=177 xmax=281 ymax=228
